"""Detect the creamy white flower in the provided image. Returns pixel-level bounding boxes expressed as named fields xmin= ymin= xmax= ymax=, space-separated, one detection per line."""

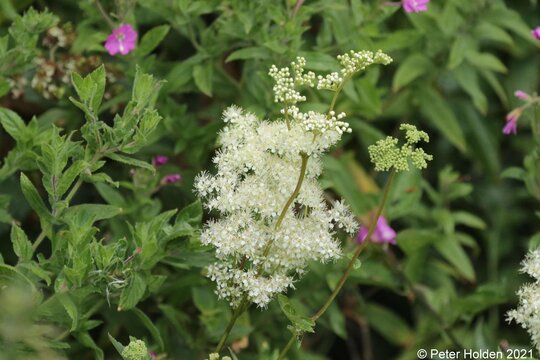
xmin=507 ymin=248 xmax=540 ymax=352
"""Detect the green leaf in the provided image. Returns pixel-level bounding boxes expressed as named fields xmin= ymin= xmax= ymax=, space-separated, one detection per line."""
xmin=0 ymin=264 xmax=37 ymax=292
xmin=106 ymin=153 xmax=155 ymax=173
xmin=364 ymin=302 xmax=414 ymax=346
xmin=118 ymin=273 xmax=146 ymax=311
xmin=0 ymin=108 xmax=26 ymax=142
xmin=10 ymin=224 xmax=33 ymax=262
xmin=277 ymin=294 xmax=315 ymax=334
xmin=136 ymin=25 xmax=170 ymax=57
xmin=56 ymin=160 xmax=87 ymax=198
xmin=20 ymin=173 xmax=53 ymax=223
xmin=226 ymin=46 xmax=271 ymax=62
xmin=192 ymin=286 xmax=217 ymax=315
xmin=95 ymin=183 xmax=126 ymax=207
xmin=397 ymin=229 xmax=439 ymax=255
xmin=466 ymin=52 xmax=507 ymax=73
xmin=132 ymin=307 xmax=165 ymax=351
xmin=58 ymin=293 xmax=78 ymax=331
xmin=193 ymin=62 xmax=213 ymax=97
xmin=448 ymin=36 xmax=475 ymax=69
xmin=176 ymin=200 xmax=202 ymax=227
xmin=418 ymin=88 xmax=467 ymax=153
xmin=63 ymin=204 xmax=123 ymax=226
xmin=434 ymin=235 xmax=475 ymax=282
xmin=452 ymin=211 xmax=486 ymax=230
xmin=392 ymin=54 xmax=431 ymax=91
xmin=71 ymin=65 xmax=106 ymax=114
xmin=74 ymin=331 xmax=104 ymax=360
xmin=108 ymin=333 xmax=125 ymax=355
xmin=453 ymin=64 xmax=487 ymax=114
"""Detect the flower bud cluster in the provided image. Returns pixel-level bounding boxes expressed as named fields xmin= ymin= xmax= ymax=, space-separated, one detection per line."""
xmin=317 ymin=72 xmax=343 ymax=90
xmin=368 ymin=124 xmax=432 ymax=172
xmin=338 ymin=49 xmax=393 ymax=78
xmin=289 ymin=107 xmax=351 ymax=135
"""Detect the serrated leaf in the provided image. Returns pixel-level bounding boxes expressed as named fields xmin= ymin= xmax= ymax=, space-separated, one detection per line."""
xmin=467 ymin=52 xmax=507 ymax=73
xmin=58 ymin=293 xmax=78 ymax=331
xmin=448 ymin=36 xmax=475 ymax=69
xmin=106 ymin=153 xmax=155 ymax=173
xmin=434 ymin=235 xmax=475 ymax=282
xmin=108 ymin=333 xmax=125 ymax=355
xmin=20 ymin=173 xmax=53 ymax=223
xmin=56 ymin=160 xmax=87 ymax=198
xmin=10 ymin=224 xmax=33 ymax=262
xmin=136 ymin=24 xmax=170 ymax=57
xmin=0 ymin=108 xmax=26 ymax=142
xmin=453 ymin=64 xmax=487 ymax=114
xmin=118 ymin=273 xmax=146 ymax=311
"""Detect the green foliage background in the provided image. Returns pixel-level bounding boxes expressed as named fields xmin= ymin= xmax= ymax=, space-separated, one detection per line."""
xmin=0 ymin=0 xmax=539 ymax=359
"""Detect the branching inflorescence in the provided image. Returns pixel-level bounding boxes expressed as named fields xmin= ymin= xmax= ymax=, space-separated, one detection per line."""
xmin=195 ymin=50 xmax=392 ymax=309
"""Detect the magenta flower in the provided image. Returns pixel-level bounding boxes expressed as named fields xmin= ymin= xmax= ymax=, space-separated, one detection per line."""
xmin=104 ymin=24 xmax=137 ymax=56
xmin=153 ymin=155 xmax=169 ymax=167
xmin=402 ymin=0 xmax=430 ymax=13
xmin=161 ymin=174 xmax=181 ymax=185
xmin=532 ymin=27 xmax=540 ymax=40
xmin=514 ymin=90 xmax=530 ymax=101
xmin=357 ymin=216 xmax=397 ymax=245
xmin=502 ymin=120 xmax=517 ymax=135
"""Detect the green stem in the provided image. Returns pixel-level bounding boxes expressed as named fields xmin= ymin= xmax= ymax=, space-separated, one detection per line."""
xmin=328 ymin=75 xmax=351 ymax=113
xmin=275 ymin=153 xmax=309 ymax=230
xmin=214 ymin=298 xmax=249 ymax=353
xmin=277 ymin=170 xmax=396 ymax=360
xmin=94 ymin=0 xmax=115 ymax=29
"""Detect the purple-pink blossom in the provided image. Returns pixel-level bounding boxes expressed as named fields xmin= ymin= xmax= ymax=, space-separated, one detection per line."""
xmin=161 ymin=174 xmax=181 ymax=185
xmin=502 ymin=120 xmax=517 ymax=135
xmin=104 ymin=24 xmax=137 ymax=56
xmin=532 ymin=27 xmax=540 ymax=40
xmin=514 ymin=90 xmax=530 ymax=101
xmin=357 ymin=216 xmax=397 ymax=245
xmin=402 ymin=0 xmax=430 ymax=13
xmin=153 ymin=155 xmax=169 ymax=167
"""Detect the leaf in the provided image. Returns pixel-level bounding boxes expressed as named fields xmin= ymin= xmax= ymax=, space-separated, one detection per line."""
xmin=136 ymin=24 xmax=170 ymax=57
xmin=0 ymin=264 xmax=37 ymax=292
xmin=95 ymin=183 xmax=126 ymax=207
xmin=226 ymin=46 xmax=271 ymax=62
xmin=192 ymin=286 xmax=217 ymax=315
xmin=453 ymin=64 xmax=487 ymax=114
xmin=448 ymin=35 xmax=475 ymax=69
xmin=56 ymin=160 xmax=87 ymax=198
xmin=63 ymin=204 xmax=123 ymax=227
xmin=392 ymin=54 xmax=431 ymax=91
xmin=364 ymin=302 xmax=414 ymax=346
xmin=434 ymin=235 xmax=475 ymax=282
xmin=58 ymin=293 xmax=78 ymax=331
xmin=132 ymin=307 xmax=165 ymax=351
xmin=108 ymin=333 xmax=125 ymax=355
xmin=176 ymin=200 xmax=202 ymax=227
xmin=277 ymin=294 xmax=315 ymax=334
xmin=193 ymin=62 xmax=213 ymax=97
xmin=106 ymin=153 xmax=155 ymax=173
xmin=0 ymin=108 xmax=26 ymax=142
xmin=10 ymin=224 xmax=33 ymax=262
xmin=418 ymin=88 xmax=467 ymax=153
xmin=467 ymin=52 xmax=507 ymax=74
xmin=74 ymin=332 xmax=104 ymax=360
xmin=397 ymin=229 xmax=439 ymax=255
xmin=452 ymin=211 xmax=486 ymax=230
xmin=118 ymin=273 xmax=146 ymax=311
xmin=20 ymin=173 xmax=53 ymax=223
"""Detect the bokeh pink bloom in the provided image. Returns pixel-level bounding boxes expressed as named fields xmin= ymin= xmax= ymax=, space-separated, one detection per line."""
xmin=104 ymin=24 xmax=137 ymax=56
xmin=514 ymin=90 xmax=530 ymax=101
xmin=357 ymin=216 xmax=397 ymax=245
xmin=161 ymin=174 xmax=181 ymax=184
xmin=402 ymin=0 xmax=430 ymax=13
xmin=153 ymin=155 xmax=169 ymax=167
xmin=503 ymin=108 xmax=523 ymax=135
xmin=532 ymin=26 xmax=540 ymax=40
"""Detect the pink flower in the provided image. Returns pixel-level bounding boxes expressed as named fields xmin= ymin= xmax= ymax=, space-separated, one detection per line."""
xmin=402 ymin=0 xmax=430 ymax=13
xmin=514 ymin=90 xmax=530 ymax=101
xmin=532 ymin=27 xmax=540 ymax=40
xmin=357 ymin=216 xmax=396 ymax=245
xmin=153 ymin=155 xmax=169 ymax=167
xmin=161 ymin=174 xmax=181 ymax=185
xmin=104 ymin=24 xmax=137 ymax=56
xmin=502 ymin=120 xmax=517 ymax=135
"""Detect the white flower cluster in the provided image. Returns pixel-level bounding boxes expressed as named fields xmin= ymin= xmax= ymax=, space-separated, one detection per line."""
xmin=507 ymin=248 xmax=540 ymax=352
xmin=195 ymin=106 xmax=358 ymax=307
xmin=338 ymin=49 xmax=393 ymax=78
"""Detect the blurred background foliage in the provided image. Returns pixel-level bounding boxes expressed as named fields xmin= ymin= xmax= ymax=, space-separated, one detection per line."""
xmin=0 ymin=0 xmax=539 ymax=359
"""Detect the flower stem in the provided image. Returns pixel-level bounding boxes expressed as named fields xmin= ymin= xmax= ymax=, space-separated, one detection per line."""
xmin=214 ymin=297 xmax=249 ymax=353
xmin=94 ymin=0 xmax=115 ymax=29
xmin=277 ymin=170 xmax=396 ymax=359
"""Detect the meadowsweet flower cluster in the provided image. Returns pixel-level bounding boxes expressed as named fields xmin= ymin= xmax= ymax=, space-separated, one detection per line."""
xmin=121 ymin=338 xmax=149 ymax=360
xmin=369 ymin=124 xmax=432 ymax=172
xmin=507 ymin=248 xmax=540 ymax=352
xmin=196 ymin=51 xmax=392 ymax=308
